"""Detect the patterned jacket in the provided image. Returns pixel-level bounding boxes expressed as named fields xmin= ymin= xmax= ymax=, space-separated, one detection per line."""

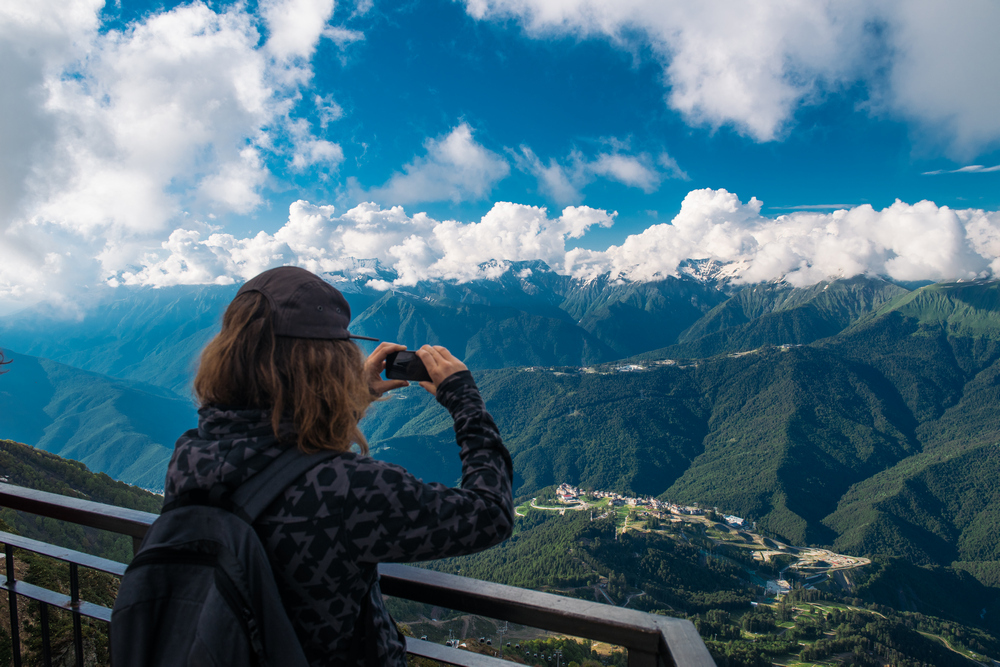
xmin=163 ymin=371 xmax=514 ymax=666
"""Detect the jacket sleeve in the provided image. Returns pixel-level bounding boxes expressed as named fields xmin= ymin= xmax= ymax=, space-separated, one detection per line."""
xmin=346 ymin=371 xmax=515 ymax=564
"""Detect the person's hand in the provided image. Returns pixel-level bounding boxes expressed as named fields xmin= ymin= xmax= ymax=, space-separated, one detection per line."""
xmin=364 ymin=342 xmax=409 ymax=397
xmin=415 ymin=345 xmax=468 ymax=395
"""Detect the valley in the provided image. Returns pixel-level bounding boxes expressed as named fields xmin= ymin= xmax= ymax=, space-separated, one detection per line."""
xmin=395 ymin=493 xmax=999 ymax=667
xmin=2 ymin=267 xmax=1000 ymax=665
xmin=523 ymin=484 xmax=872 ymax=600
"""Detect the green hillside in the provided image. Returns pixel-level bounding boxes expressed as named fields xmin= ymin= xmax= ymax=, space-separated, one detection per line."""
xmin=2 ymin=276 xmax=999 ymax=600
xmin=679 ymin=277 xmax=906 ymax=343
xmin=364 ymin=280 xmax=1000 ymax=592
xmin=352 ymin=292 xmax=619 ymax=369
xmin=662 ymin=347 xmax=920 ymax=545
xmin=558 ymin=276 xmax=728 ymax=357
xmin=0 ymin=440 xmax=161 ymax=664
xmin=404 ymin=504 xmax=1000 ymax=666
xmin=872 ymin=280 xmax=1000 ymax=339
xmin=0 ymin=351 xmax=196 ymax=491
xmin=0 ymin=438 xmax=159 ymax=562
xmin=369 ymin=338 xmax=942 ymax=548
xmin=826 ymin=443 xmax=1000 ymax=566
xmin=663 ymin=276 xmax=909 ymax=359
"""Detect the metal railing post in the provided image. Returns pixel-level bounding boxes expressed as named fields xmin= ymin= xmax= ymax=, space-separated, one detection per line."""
xmin=6 ymin=543 xmax=21 ymax=667
xmin=70 ymin=562 xmax=84 ymax=667
xmin=40 ymin=603 xmax=52 ymax=667
xmin=627 ymin=648 xmax=660 ymax=667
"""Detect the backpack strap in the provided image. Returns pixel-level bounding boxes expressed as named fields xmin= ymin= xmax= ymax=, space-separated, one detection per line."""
xmin=230 ymin=447 xmax=340 ymax=524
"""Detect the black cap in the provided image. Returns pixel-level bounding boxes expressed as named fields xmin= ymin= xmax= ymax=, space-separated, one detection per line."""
xmin=236 ymin=266 xmax=378 ymax=341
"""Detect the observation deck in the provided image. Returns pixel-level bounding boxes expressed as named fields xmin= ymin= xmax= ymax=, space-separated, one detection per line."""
xmin=0 ymin=482 xmax=714 ymax=666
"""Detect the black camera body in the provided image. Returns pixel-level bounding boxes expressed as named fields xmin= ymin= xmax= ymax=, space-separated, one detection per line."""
xmin=385 ymin=350 xmax=432 ymax=382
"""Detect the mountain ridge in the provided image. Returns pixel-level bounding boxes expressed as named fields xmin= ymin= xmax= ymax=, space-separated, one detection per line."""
xmin=0 ymin=351 xmax=196 ymax=491
xmin=2 ymin=272 xmax=999 ymax=592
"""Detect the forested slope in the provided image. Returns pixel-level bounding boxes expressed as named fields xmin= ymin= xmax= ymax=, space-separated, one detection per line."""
xmin=0 ymin=438 xmax=160 ymax=562
xmin=364 ymin=279 xmax=1000 ymax=586
xmin=0 ymin=353 xmax=196 ymax=491
xmin=2 ymin=276 xmax=998 ymax=587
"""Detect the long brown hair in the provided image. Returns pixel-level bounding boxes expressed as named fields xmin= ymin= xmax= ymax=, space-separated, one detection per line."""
xmin=194 ymin=291 xmax=371 ymax=454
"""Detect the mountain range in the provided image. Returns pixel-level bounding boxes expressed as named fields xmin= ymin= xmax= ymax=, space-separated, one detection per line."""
xmin=1 ymin=262 xmax=998 ymax=596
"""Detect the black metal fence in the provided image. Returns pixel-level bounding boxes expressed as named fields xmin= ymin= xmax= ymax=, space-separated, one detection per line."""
xmin=0 ymin=482 xmax=714 ymax=667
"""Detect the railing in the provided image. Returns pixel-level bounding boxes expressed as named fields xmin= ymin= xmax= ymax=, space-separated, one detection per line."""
xmin=0 ymin=482 xmax=714 ymax=667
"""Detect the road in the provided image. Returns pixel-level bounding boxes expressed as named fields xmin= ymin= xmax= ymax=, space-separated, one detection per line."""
xmin=529 ymin=498 xmax=589 ymax=511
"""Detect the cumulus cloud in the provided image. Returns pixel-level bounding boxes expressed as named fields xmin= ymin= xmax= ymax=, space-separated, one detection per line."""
xmin=261 ymin=0 xmax=335 ymax=61
xmin=103 ymin=189 xmax=1000 ymax=293
xmin=0 ymin=0 xmax=351 ymax=305
xmin=116 ymin=199 xmax=615 ymax=287
xmin=365 ymin=124 xmax=510 ymax=205
xmin=880 ymin=0 xmax=1000 ymax=158
xmin=460 ymin=0 xmax=1000 ymax=156
xmin=6 ymin=184 xmax=1000 ymax=304
xmin=565 ymin=189 xmax=1000 ymax=285
xmin=514 ymin=145 xmax=684 ymax=204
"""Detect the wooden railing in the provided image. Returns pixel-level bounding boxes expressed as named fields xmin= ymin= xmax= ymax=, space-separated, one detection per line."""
xmin=0 ymin=482 xmax=714 ymax=667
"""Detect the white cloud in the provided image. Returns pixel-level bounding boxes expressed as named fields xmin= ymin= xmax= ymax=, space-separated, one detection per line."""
xmin=565 ymin=189 xmax=1000 ymax=285
xmin=261 ymin=0 xmax=335 ymax=61
xmin=923 ymin=165 xmax=1000 ymax=176
xmin=879 ymin=0 xmax=1000 ymax=158
xmin=514 ymin=145 xmax=683 ymax=204
xmin=772 ymin=204 xmax=857 ymax=211
xmin=22 ymin=1 xmax=276 ymax=233
xmin=322 ymin=25 xmax=366 ymax=47
xmin=7 ymin=186 xmax=1000 ymax=303
xmin=103 ymin=189 xmax=1000 ymax=294
xmin=0 ymin=0 xmax=103 ymax=227
xmin=512 ymin=147 xmax=581 ymax=203
xmin=365 ymin=124 xmax=510 ymax=204
xmin=117 ymin=199 xmax=615 ymax=287
xmin=315 ymin=94 xmax=345 ymax=128
xmin=462 ymin=0 xmax=866 ymax=142
xmin=657 ymin=153 xmax=690 ymax=181
xmin=291 ymin=140 xmax=345 ymax=171
xmin=460 ymin=0 xmax=1000 ymax=156
xmin=0 ymin=0 xmax=355 ymax=305
xmin=589 ymin=153 xmax=660 ymax=192
xmin=353 ymin=0 xmax=374 ymax=17
xmin=288 ymin=118 xmax=345 ymax=171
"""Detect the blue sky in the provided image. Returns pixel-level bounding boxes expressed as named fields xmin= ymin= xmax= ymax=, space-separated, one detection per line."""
xmin=111 ymin=0 xmax=1000 ymax=240
xmin=2 ymin=0 xmax=1000 ymax=307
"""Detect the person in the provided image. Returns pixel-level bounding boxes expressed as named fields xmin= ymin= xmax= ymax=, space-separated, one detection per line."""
xmin=162 ymin=266 xmax=514 ymax=666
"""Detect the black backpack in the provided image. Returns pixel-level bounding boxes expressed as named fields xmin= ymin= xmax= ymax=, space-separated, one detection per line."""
xmin=111 ymin=447 xmax=338 ymax=667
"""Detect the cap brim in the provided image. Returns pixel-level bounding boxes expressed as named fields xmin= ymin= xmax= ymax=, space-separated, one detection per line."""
xmin=348 ymin=334 xmax=380 ymax=341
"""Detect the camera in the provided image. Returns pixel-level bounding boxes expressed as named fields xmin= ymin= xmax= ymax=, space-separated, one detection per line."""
xmin=385 ymin=350 xmax=432 ymax=381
